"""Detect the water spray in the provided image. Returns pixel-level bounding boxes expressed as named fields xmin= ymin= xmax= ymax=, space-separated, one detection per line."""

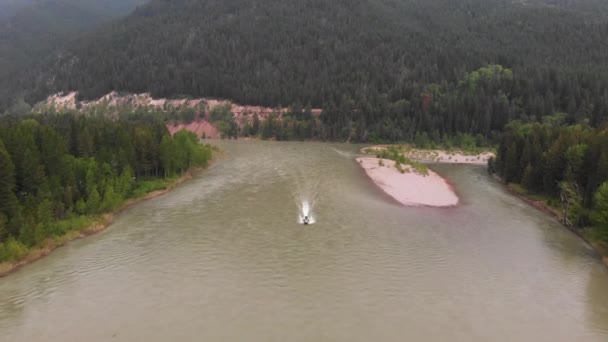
xmin=276 ymin=150 xmax=321 ymax=225
xmin=298 ymin=199 xmax=316 ymax=225
xmin=291 ymin=174 xmax=319 ymax=225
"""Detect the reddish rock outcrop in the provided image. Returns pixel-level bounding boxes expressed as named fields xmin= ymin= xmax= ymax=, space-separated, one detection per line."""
xmin=39 ymin=91 xmax=322 ymax=139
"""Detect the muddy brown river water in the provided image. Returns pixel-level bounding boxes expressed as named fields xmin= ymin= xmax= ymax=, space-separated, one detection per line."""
xmin=1 ymin=141 xmax=607 ymax=341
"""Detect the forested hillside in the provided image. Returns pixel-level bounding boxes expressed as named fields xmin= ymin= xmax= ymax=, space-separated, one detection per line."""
xmin=0 ymin=113 xmax=212 ymax=262
xmin=0 ymin=0 xmax=145 ymax=89
xmin=26 ymin=0 xmax=608 ymax=101
xmin=2 ymin=0 xmax=607 ymax=143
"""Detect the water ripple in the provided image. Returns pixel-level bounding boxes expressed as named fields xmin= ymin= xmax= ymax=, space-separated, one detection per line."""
xmin=0 ymin=142 xmax=607 ymax=341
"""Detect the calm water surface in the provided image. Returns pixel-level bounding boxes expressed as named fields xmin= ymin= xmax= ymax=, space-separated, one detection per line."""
xmin=1 ymin=141 xmax=608 ymax=341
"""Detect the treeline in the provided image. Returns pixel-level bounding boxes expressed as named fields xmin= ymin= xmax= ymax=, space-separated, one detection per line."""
xmin=0 ymin=113 xmax=211 ymax=261
xmin=319 ymin=65 xmax=608 ymax=142
xmin=2 ymin=0 xmax=608 ymax=143
xmin=0 ymin=0 xmax=145 ymax=99
xmin=208 ymin=65 xmax=608 ymax=146
xmin=243 ymin=105 xmax=319 ymax=141
xmin=491 ymin=118 xmax=608 ymax=239
xmin=1 ymin=1 xmax=608 ymax=146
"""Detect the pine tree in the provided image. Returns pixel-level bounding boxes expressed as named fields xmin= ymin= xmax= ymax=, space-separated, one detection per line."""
xmin=0 ymin=138 xmax=18 ymax=228
xmin=87 ymin=187 xmax=101 ymax=214
xmin=160 ymin=134 xmax=176 ymax=177
xmin=593 ymin=182 xmax=608 ymax=237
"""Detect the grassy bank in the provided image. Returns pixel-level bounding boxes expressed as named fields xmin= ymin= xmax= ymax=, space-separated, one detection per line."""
xmin=364 ymin=143 xmax=496 ymax=155
xmin=369 ymin=146 xmax=430 ymax=175
xmin=504 ymin=182 xmax=608 ymax=267
xmin=0 ymin=168 xmax=203 ymax=277
xmin=362 ymin=144 xmax=495 ymax=167
xmin=505 ymin=183 xmax=563 ymax=220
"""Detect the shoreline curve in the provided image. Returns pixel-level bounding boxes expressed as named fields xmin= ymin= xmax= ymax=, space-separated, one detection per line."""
xmin=0 ymin=164 xmax=213 ymax=278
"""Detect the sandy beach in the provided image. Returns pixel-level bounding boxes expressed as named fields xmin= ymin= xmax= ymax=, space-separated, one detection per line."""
xmin=357 ymin=157 xmax=459 ymax=207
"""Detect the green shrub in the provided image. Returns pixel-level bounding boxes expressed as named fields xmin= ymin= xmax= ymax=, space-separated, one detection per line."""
xmin=49 ymin=216 xmax=95 ymax=237
xmin=375 ymin=145 xmax=429 ymax=175
xmin=0 ymin=237 xmax=29 ymax=262
xmin=131 ymin=178 xmax=174 ymax=198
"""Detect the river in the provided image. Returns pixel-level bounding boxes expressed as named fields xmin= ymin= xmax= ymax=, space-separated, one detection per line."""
xmin=1 ymin=141 xmax=607 ymax=341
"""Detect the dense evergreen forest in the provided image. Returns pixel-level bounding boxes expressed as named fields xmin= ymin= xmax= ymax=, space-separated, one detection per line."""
xmin=0 ymin=0 xmax=146 ymax=85
xmin=207 ymin=64 xmax=607 ymax=146
xmin=0 ymin=113 xmax=212 ymax=262
xmin=1 ymin=0 xmax=607 ymax=143
xmin=491 ymin=119 xmax=608 ymax=241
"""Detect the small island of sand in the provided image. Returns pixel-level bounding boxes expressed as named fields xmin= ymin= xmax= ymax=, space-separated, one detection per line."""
xmin=357 ymin=157 xmax=459 ymax=207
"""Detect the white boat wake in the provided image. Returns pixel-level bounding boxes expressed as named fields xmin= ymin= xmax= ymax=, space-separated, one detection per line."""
xmin=274 ymin=149 xmax=321 ymax=225
xmin=297 ymin=199 xmax=316 ymax=225
xmin=290 ymin=169 xmax=320 ymax=225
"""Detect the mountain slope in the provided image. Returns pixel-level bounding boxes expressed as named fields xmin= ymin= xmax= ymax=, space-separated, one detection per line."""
xmin=0 ymin=0 xmax=145 ymax=86
xmin=38 ymin=0 xmax=423 ymax=106
xmin=2 ymin=0 xmax=608 ymax=144
xmin=16 ymin=0 xmax=608 ymax=108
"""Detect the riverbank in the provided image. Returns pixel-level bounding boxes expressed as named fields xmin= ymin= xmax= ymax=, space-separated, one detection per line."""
xmin=503 ymin=181 xmax=608 ymax=267
xmin=362 ymin=145 xmax=495 ymax=165
xmin=357 ymin=157 xmax=459 ymax=207
xmin=0 ymin=166 xmax=210 ymax=278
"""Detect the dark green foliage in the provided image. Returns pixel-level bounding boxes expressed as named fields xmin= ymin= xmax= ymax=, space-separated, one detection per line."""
xmin=0 ymin=0 xmax=145 ymax=93
xmin=0 ymin=137 xmax=17 ymax=239
xmin=492 ymin=120 xmax=608 ymax=229
xmin=260 ymin=114 xmax=283 ymax=140
xmin=209 ymin=105 xmax=238 ymax=139
xmin=172 ymin=130 xmax=212 ymax=171
xmin=0 ymin=0 xmax=606 ymax=146
xmin=593 ymin=182 xmax=608 ymax=242
xmin=0 ymin=111 xmax=212 ymax=261
xmin=1 ymin=0 xmax=607 ymax=143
